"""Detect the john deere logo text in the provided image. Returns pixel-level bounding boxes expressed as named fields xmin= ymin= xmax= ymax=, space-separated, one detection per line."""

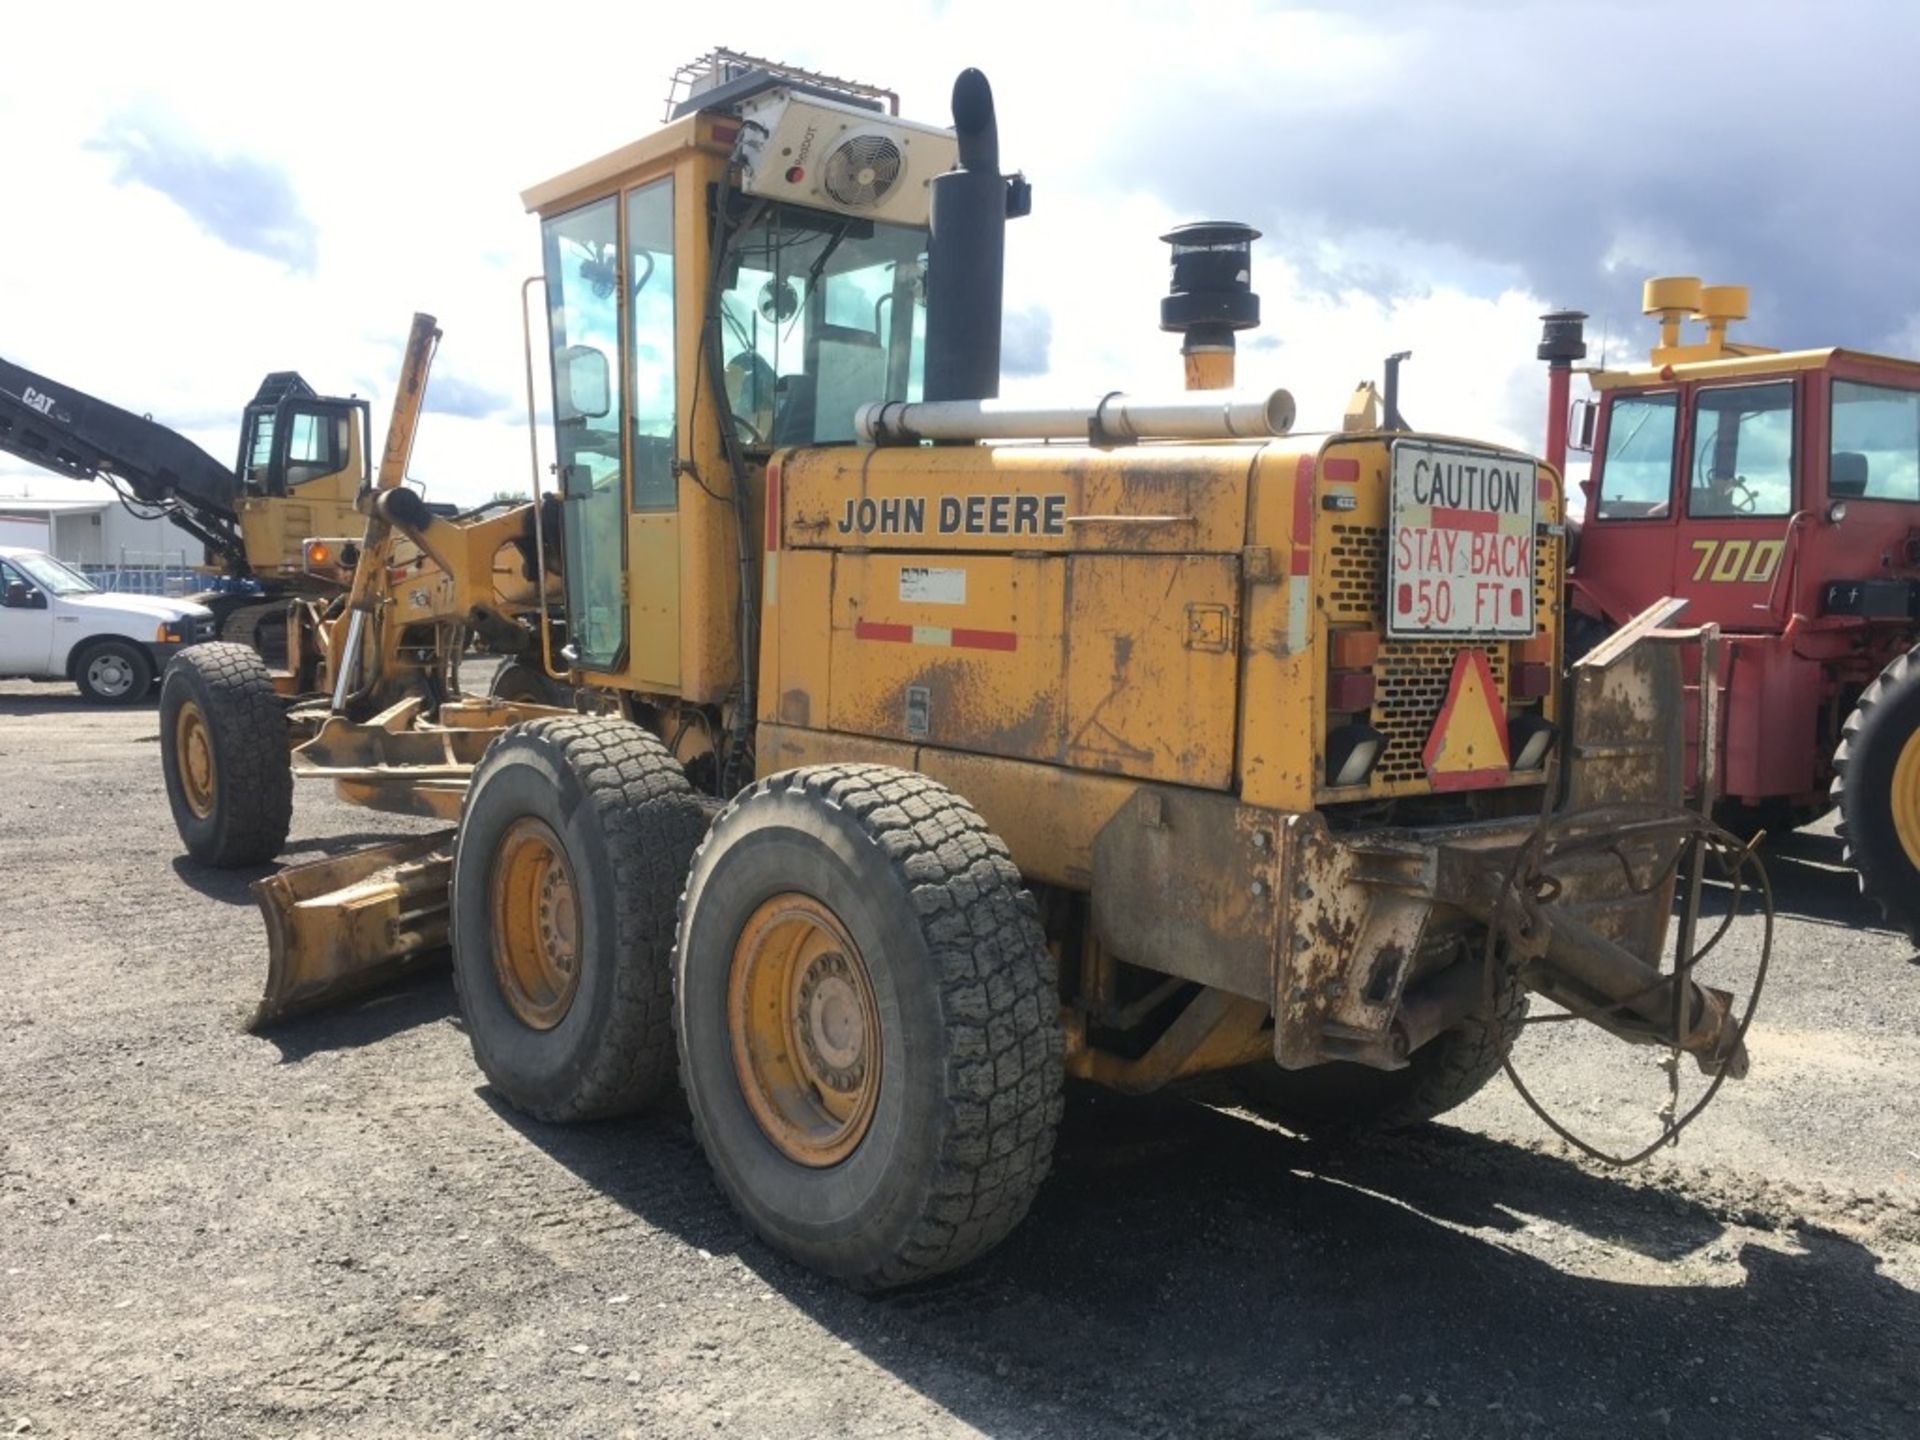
xmin=836 ymin=493 xmax=1068 ymax=538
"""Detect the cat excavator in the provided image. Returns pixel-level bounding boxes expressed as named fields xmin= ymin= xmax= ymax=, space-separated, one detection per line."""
xmin=158 ymin=52 xmax=1768 ymax=1291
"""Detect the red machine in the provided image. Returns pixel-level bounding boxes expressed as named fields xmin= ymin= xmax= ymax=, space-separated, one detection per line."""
xmin=1552 ymin=276 xmax=1920 ymax=940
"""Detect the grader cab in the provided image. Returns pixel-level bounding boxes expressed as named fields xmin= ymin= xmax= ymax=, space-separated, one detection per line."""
xmin=159 ymin=55 xmax=1763 ymax=1290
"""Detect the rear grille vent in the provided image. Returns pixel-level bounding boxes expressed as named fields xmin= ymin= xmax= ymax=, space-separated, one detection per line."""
xmin=1321 ymin=522 xmax=1559 ymax=788
xmin=1327 ymin=524 xmax=1384 ymax=620
xmin=1374 ymin=643 xmax=1511 ymax=783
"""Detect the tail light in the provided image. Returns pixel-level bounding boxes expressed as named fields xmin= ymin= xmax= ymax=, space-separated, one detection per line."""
xmin=1326 ymin=720 xmax=1385 ymax=787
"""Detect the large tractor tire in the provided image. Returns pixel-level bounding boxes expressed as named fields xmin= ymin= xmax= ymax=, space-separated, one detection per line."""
xmin=1834 ymin=643 xmax=1920 ymax=944
xmin=72 ymin=637 xmax=153 ymax=705
xmin=675 ymin=764 xmax=1064 ymax=1290
xmin=449 ymin=716 xmax=710 ymax=1122
xmin=159 ymin=642 xmax=293 ymax=866
xmin=1229 ymin=957 xmax=1526 ymax=1137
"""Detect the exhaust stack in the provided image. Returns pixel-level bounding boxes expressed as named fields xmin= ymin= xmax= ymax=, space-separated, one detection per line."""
xmin=924 ymin=70 xmax=1030 ymax=404
xmin=1538 ymin=308 xmax=1587 ymax=477
xmin=1161 ymin=222 xmax=1261 ymax=391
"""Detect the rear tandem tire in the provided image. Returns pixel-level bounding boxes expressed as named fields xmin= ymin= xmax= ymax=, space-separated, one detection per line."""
xmin=1833 ymin=643 xmax=1920 ymax=944
xmin=1229 ymin=959 xmax=1527 ymax=1137
xmin=487 ymin=659 xmax=566 ymax=707
xmin=159 ymin=642 xmax=292 ymax=866
xmin=675 ymin=764 xmax=1065 ymax=1290
xmin=449 ymin=716 xmax=711 ymax=1122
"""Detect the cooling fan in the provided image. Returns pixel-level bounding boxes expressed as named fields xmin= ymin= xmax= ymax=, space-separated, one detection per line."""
xmin=821 ymin=133 xmax=904 ymax=209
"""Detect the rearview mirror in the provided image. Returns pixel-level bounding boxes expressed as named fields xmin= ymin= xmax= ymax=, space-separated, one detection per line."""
xmin=1570 ymin=397 xmax=1598 ymax=453
xmin=4 ymin=580 xmax=42 ymax=609
xmin=556 ymin=345 xmax=611 ymax=422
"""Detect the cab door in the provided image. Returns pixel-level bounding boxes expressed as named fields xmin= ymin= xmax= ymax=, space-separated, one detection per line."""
xmin=1672 ymin=379 xmax=1796 ymax=629
xmin=1577 ymin=389 xmax=1681 ymax=623
xmin=0 ymin=557 xmax=53 ymax=673
xmin=541 ymin=196 xmax=629 ymax=673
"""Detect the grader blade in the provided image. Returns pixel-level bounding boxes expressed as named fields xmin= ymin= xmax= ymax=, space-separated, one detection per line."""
xmin=251 ymin=831 xmax=455 ymax=1030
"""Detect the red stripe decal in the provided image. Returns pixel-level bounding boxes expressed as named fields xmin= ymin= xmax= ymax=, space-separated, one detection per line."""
xmin=764 ymin=462 xmax=782 ymax=552
xmin=1291 ymin=455 xmax=1316 ymax=576
xmin=1428 ymin=767 xmax=1511 ymax=793
xmin=952 ymin=628 xmax=1018 ymax=652
xmin=854 ymin=620 xmax=913 ymax=643
xmin=1322 ymin=456 xmax=1360 ymax=482
xmin=1431 ymin=505 xmax=1499 ymax=534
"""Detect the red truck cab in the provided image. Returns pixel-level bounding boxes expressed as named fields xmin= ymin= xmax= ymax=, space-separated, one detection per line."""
xmin=1564 ymin=276 xmax=1920 ymax=936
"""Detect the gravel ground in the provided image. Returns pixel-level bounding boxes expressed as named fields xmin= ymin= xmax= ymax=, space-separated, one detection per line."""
xmin=3 ymin=673 xmax=1919 ymax=1439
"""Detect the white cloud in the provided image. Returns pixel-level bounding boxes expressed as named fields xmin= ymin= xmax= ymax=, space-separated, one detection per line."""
xmin=3 ymin=1 xmax=1693 ymax=515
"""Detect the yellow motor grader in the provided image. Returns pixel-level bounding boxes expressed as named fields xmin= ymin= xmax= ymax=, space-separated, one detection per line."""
xmin=159 ymin=53 xmax=1764 ymax=1290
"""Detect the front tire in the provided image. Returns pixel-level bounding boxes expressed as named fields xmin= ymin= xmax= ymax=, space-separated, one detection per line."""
xmin=675 ymin=764 xmax=1064 ymax=1290
xmin=159 ymin=642 xmax=292 ymax=865
xmin=74 ymin=638 xmax=153 ymax=705
xmin=1834 ymin=644 xmax=1920 ymax=943
xmin=450 ymin=716 xmax=710 ymax=1122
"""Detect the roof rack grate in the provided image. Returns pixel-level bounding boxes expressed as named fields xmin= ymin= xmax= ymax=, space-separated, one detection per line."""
xmin=663 ymin=47 xmax=899 ymax=122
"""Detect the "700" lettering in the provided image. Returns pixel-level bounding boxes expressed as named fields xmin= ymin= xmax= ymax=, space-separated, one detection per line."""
xmin=1688 ymin=538 xmax=1784 ymax=585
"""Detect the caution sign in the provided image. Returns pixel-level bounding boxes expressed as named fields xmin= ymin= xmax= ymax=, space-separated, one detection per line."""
xmin=1388 ymin=441 xmax=1537 ymax=639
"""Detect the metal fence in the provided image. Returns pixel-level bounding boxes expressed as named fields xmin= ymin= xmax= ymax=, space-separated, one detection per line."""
xmin=75 ymin=550 xmax=199 ymax=598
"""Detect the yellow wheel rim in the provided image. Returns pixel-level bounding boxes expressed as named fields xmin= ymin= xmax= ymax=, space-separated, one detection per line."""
xmin=1892 ymin=729 xmax=1920 ymax=872
xmin=728 ymin=893 xmax=881 ymax=1167
xmin=175 ymin=700 xmax=216 ymax=820
xmin=489 ymin=817 xmax=581 ymax=1030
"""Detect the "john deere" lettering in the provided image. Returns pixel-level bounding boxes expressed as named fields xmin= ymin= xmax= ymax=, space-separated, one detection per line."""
xmin=836 ymin=492 xmax=1068 ymax=537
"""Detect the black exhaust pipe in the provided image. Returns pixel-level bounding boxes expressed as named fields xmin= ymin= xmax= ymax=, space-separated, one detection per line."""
xmin=924 ymin=69 xmax=1030 ymax=405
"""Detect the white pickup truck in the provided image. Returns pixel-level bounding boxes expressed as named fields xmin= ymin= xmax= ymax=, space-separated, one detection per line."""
xmin=0 ymin=545 xmax=215 ymax=703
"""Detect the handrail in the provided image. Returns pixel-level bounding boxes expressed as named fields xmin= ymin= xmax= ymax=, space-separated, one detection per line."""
xmin=520 ymin=276 xmax=563 ymax=686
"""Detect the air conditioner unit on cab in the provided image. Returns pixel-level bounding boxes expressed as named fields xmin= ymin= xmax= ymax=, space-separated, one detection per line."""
xmin=734 ymin=89 xmax=957 ymax=228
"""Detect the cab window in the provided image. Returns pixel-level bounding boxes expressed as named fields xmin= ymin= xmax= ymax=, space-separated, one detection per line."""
xmin=1595 ymin=392 xmax=1678 ymax=518
xmin=1688 ymin=382 xmax=1793 ymax=517
xmin=1830 ymin=380 xmax=1920 ymax=502
xmin=284 ymin=410 xmax=346 ymax=487
xmin=243 ymin=412 xmax=277 ymax=490
xmin=626 ymin=177 xmax=676 ymax=511
xmin=716 ymin=206 xmax=927 ymax=446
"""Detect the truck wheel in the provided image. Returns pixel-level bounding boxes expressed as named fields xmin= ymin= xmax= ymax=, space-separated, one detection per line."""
xmin=159 ymin=642 xmax=292 ymax=865
xmin=1230 ymin=959 xmax=1526 ymax=1136
xmin=488 ymin=659 xmax=566 ymax=707
xmin=73 ymin=638 xmax=153 ymax=705
xmin=675 ymin=764 xmax=1064 ymax=1290
xmin=1833 ymin=644 xmax=1920 ymax=943
xmin=450 ymin=716 xmax=710 ymax=1122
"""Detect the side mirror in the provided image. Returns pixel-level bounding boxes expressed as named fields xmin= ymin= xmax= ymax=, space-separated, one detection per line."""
xmin=1569 ymin=397 xmax=1599 ymax=453
xmin=556 ymin=345 xmax=611 ymax=422
xmin=5 ymin=580 xmax=41 ymax=609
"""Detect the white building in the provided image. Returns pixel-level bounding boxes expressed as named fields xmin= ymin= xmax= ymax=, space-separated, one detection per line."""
xmin=0 ymin=481 xmax=199 ymax=592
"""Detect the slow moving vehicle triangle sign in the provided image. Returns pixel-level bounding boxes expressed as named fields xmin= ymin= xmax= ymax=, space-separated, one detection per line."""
xmin=1422 ymin=649 xmax=1510 ymax=790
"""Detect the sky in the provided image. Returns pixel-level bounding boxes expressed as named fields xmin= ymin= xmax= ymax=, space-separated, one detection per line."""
xmin=3 ymin=0 xmax=1916 ymax=510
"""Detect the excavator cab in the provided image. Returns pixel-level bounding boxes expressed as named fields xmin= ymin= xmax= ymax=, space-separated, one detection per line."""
xmin=234 ymin=372 xmax=368 ymax=498
xmin=230 ymin=372 xmax=369 ymax=577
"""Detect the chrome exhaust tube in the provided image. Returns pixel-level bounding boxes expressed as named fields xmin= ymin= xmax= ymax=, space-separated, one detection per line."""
xmin=855 ymin=388 xmax=1296 ymax=446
